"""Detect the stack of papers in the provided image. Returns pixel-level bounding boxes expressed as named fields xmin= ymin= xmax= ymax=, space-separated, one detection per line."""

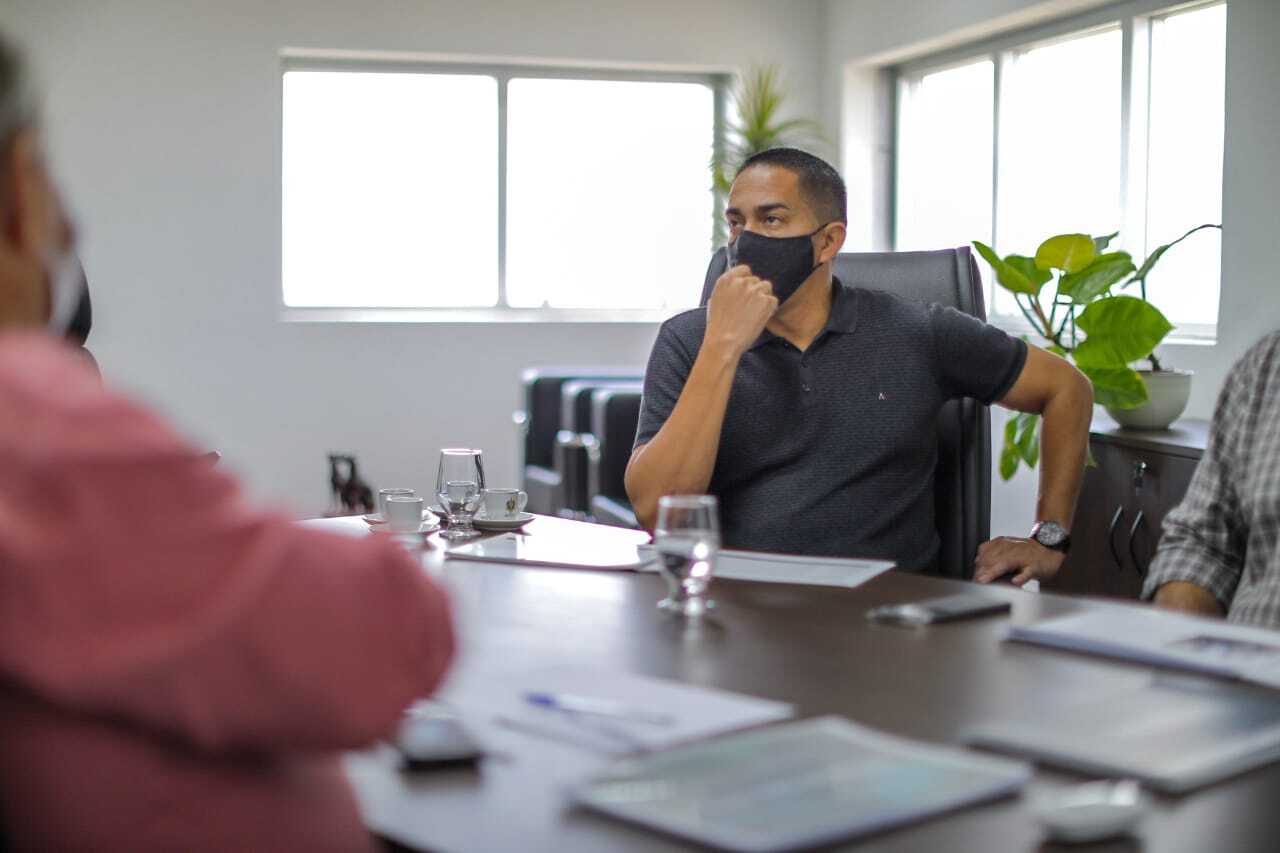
xmin=436 ymin=665 xmax=794 ymax=757
xmin=967 ymin=675 xmax=1280 ymax=792
xmin=576 ymin=716 xmax=1030 ymax=852
xmin=1006 ymin=607 xmax=1280 ymax=689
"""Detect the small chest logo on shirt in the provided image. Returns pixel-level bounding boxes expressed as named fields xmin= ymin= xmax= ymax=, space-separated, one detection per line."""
xmin=877 ymin=392 xmax=889 ymax=401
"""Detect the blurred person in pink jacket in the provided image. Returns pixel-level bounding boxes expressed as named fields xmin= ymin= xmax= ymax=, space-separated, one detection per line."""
xmin=0 ymin=33 xmax=454 ymax=852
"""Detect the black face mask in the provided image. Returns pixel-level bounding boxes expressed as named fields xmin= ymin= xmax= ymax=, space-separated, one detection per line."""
xmin=729 ymin=225 xmax=827 ymax=305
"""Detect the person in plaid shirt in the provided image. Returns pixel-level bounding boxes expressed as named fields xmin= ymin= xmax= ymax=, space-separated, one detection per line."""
xmin=1143 ymin=332 xmax=1280 ymax=627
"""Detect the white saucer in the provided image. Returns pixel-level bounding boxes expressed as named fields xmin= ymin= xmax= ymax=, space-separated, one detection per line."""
xmin=1032 ymin=780 xmax=1147 ymax=843
xmin=473 ymin=512 xmax=535 ymax=531
xmin=372 ymin=521 xmax=440 ymax=536
xmin=365 ymin=510 xmax=436 ymax=526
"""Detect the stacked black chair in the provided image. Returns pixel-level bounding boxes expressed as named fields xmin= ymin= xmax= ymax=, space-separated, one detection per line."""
xmin=516 ymin=368 xmax=642 ymax=515
xmin=587 ymin=386 xmax=645 ymax=528
xmin=556 ymin=379 xmax=643 ymax=518
xmin=700 ymin=246 xmax=991 ymax=580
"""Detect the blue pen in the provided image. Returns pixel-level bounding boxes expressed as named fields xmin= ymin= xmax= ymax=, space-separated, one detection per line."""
xmin=523 ymin=691 xmax=675 ymax=727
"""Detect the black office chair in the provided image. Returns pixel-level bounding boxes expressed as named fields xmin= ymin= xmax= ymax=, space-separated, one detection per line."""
xmin=700 ymin=246 xmax=991 ymax=580
xmin=556 ymin=379 xmax=644 ymax=518
xmin=516 ymin=368 xmax=642 ymax=515
xmin=587 ymin=386 xmax=645 ymax=529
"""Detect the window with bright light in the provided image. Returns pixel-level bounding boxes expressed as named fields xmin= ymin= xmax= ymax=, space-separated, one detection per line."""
xmin=995 ymin=28 xmax=1122 ymax=319
xmin=895 ymin=60 xmax=994 ymax=253
xmin=506 ymin=79 xmax=715 ymax=310
xmin=894 ymin=2 xmax=1226 ymax=336
xmin=282 ymin=65 xmax=718 ymax=315
xmin=282 ymin=71 xmax=499 ymax=307
xmin=1144 ymin=3 xmax=1226 ymax=327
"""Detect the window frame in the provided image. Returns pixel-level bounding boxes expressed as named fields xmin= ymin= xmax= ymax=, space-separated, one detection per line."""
xmin=279 ymin=50 xmax=729 ymax=323
xmin=891 ymin=0 xmax=1226 ymax=343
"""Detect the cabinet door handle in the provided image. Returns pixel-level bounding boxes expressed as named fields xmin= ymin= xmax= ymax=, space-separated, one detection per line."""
xmin=1107 ymin=505 xmax=1126 ymax=572
xmin=1132 ymin=460 xmax=1148 ymax=494
xmin=1128 ymin=510 xmax=1147 ymax=578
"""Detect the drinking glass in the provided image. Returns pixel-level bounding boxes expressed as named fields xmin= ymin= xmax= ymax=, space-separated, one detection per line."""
xmin=436 ymin=448 xmax=485 ymax=540
xmin=653 ymin=495 xmax=720 ymax=616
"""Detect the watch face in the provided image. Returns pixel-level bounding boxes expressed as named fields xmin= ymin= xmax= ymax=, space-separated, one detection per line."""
xmin=1034 ymin=522 xmax=1068 ymax=547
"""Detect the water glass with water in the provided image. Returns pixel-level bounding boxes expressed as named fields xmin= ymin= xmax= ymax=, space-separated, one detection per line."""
xmin=436 ymin=448 xmax=485 ymax=540
xmin=654 ymin=495 xmax=720 ymax=616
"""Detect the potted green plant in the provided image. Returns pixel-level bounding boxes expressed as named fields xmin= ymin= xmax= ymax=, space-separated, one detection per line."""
xmin=711 ymin=65 xmax=826 ymax=245
xmin=973 ymin=223 xmax=1220 ymax=480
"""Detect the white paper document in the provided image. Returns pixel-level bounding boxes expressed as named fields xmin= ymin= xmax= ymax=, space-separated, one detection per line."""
xmin=1007 ymin=607 xmax=1280 ymax=689
xmin=701 ymin=548 xmax=894 ymax=588
xmin=297 ymin=516 xmax=371 ymax=537
xmin=436 ymin=665 xmax=794 ymax=757
xmin=446 ymin=531 xmax=656 ymax=571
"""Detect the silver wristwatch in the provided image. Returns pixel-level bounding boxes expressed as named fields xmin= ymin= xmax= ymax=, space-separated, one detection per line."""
xmin=1030 ymin=521 xmax=1071 ymax=553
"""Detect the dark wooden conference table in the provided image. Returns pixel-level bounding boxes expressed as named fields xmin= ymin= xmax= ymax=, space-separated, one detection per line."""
xmin=327 ymin=515 xmax=1280 ymax=852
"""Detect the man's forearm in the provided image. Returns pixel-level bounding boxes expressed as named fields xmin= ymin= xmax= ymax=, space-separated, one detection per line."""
xmin=1035 ymin=377 xmax=1093 ymax=527
xmin=1153 ymin=580 xmax=1226 ymax=617
xmin=626 ymin=344 xmax=741 ymax=528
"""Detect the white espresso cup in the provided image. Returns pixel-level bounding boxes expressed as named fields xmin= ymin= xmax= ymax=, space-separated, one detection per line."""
xmin=377 ymin=487 xmax=416 ymax=520
xmin=482 ymin=488 xmax=528 ymax=520
xmin=385 ymin=494 xmax=425 ymax=533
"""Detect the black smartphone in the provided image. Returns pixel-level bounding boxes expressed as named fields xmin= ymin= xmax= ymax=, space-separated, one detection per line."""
xmin=866 ymin=593 xmax=1012 ymax=626
xmin=393 ymin=711 xmax=484 ymax=771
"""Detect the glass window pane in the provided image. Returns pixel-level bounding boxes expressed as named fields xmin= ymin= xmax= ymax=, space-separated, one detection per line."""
xmin=995 ymin=28 xmax=1122 ymax=317
xmin=282 ymin=71 xmax=498 ymax=307
xmin=895 ymin=60 xmax=994 ymax=253
xmin=1145 ymin=3 xmax=1226 ymax=328
xmin=506 ymin=78 xmax=715 ymax=310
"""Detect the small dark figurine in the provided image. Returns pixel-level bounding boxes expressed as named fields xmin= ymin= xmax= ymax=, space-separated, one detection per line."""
xmin=327 ymin=454 xmax=375 ymax=515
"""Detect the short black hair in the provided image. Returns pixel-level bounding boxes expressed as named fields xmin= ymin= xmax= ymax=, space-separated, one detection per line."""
xmin=736 ymin=147 xmax=847 ymax=224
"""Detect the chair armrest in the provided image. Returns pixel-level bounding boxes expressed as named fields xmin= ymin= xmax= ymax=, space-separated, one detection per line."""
xmin=591 ymin=495 xmax=640 ymax=529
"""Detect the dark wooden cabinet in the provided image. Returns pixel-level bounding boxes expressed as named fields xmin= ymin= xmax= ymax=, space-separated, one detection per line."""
xmin=1044 ymin=416 xmax=1209 ymax=600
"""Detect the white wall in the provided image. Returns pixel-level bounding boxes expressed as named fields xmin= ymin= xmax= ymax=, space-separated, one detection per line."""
xmin=823 ymin=0 xmax=1280 ymax=536
xmin=5 ymin=0 xmax=826 ymax=515
xmin=12 ymin=0 xmax=1271 ymax=535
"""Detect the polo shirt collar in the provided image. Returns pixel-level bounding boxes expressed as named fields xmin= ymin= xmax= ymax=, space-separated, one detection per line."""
xmin=748 ymin=276 xmax=857 ymax=351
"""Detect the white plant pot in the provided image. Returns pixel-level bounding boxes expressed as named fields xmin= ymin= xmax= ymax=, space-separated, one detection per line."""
xmin=1104 ymin=369 xmax=1193 ymax=430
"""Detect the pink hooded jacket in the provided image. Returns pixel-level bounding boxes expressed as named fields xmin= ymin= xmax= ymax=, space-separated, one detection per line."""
xmin=0 ymin=334 xmax=454 ymax=851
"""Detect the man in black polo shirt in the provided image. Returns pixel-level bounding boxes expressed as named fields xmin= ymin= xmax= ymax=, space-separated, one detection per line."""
xmin=625 ymin=148 xmax=1094 ymax=584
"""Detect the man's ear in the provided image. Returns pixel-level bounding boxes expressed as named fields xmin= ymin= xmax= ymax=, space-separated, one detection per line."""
xmin=3 ymin=129 xmax=58 ymax=261
xmin=0 ymin=129 xmax=57 ymax=328
xmin=816 ymin=222 xmax=847 ymax=266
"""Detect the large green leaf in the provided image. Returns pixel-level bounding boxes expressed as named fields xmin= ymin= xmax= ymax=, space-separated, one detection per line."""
xmin=1013 ymin=412 xmax=1040 ymax=467
xmin=972 ymin=242 xmax=1045 ymax=295
xmin=1073 ymin=296 xmax=1173 ymax=367
xmin=1035 ymin=234 xmax=1096 ymax=273
xmin=1000 ymin=417 xmax=1021 ymax=480
xmin=1004 ymin=255 xmax=1053 ymax=291
xmin=1000 ymin=443 xmax=1020 ymax=481
xmin=1058 ymin=252 xmax=1136 ymax=304
xmin=1079 ymin=364 xmax=1149 ymax=409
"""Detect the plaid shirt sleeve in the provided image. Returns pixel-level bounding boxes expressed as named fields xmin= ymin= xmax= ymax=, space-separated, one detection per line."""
xmin=1142 ymin=352 xmax=1253 ymax=607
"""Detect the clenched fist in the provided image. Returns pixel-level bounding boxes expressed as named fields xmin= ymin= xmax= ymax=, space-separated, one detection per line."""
xmin=704 ymin=264 xmax=779 ymax=358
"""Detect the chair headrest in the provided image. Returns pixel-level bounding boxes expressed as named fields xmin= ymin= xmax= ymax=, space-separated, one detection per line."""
xmin=699 ymin=245 xmax=985 ymax=320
